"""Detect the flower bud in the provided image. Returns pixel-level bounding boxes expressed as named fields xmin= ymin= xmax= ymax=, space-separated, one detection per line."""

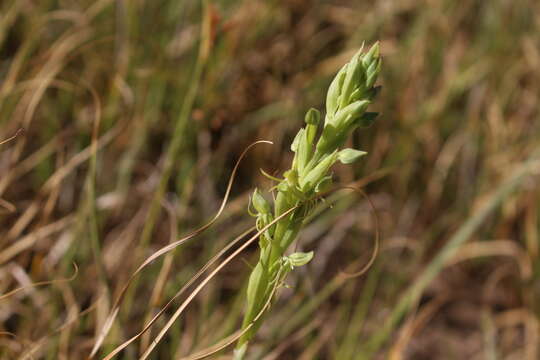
xmin=297 ymin=130 xmax=310 ymax=173
xmin=300 ymin=151 xmax=339 ymax=191
xmin=362 ymin=42 xmax=380 ymax=69
xmin=286 ymin=251 xmax=314 ymax=267
xmin=332 ymin=100 xmax=370 ymax=129
xmin=252 ymin=188 xmax=271 ymax=214
xmin=339 ymin=53 xmax=363 ymax=108
xmin=325 ymin=43 xmax=380 ymax=127
xmin=326 ymin=64 xmax=348 ymax=117
xmin=290 ymin=128 xmax=304 ymax=152
xmin=305 ymin=108 xmax=321 ymax=125
xmin=366 ymin=58 xmax=381 ymax=89
xmin=338 ymin=148 xmax=367 ymax=164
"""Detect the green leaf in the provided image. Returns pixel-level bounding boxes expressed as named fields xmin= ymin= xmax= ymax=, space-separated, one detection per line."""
xmin=338 ymin=148 xmax=367 ymax=164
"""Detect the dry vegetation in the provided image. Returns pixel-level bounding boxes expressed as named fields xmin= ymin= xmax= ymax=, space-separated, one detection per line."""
xmin=1 ymin=0 xmax=539 ymax=359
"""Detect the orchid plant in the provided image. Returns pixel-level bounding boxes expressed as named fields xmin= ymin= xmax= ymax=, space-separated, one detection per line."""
xmin=235 ymin=42 xmax=382 ymax=359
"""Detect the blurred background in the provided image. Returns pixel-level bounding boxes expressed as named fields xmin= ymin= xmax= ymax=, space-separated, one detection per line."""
xmin=1 ymin=0 xmax=539 ymax=359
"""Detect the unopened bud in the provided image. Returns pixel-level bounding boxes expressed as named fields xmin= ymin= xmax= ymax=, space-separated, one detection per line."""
xmin=252 ymin=188 xmax=271 ymax=214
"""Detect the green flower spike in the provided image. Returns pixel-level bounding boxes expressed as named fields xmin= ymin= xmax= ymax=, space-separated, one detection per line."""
xmin=234 ymin=42 xmax=381 ymax=359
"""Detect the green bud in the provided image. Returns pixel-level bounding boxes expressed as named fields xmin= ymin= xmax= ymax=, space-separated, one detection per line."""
xmin=366 ymin=58 xmax=378 ymax=76
xmin=340 ymin=53 xmax=363 ymax=108
xmin=362 ymin=42 xmax=380 ymax=69
xmin=252 ymin=188 xmax=271 ymax=214
xmin=290 ymin=128 xmax=304 ymax=152
xmin=326 ymin=64 xmax=348 ymax=117
xmin=338 ymin=148 xmax=367 ymax=164
xmin=305 ymin=108 xmax=321 ymax=125
xmin=366 ymin=58 xmax=381 ymax=88
xmin=286 ymin=251 xmax=314 ymax=267
xmin=297 ymin=130 xmax=311 ymax=173
xmin=348 ymin=87 xmax=366 ymax=103
xmin=315 ymin=123 xmax=339 ymax=155
xmin=300 ymin=151 xmax=338 ymax=191
xmin=366 ymin=57 xmax=380 ymax=77
xmin=305 ymin=124 xmax=317 ymax=149
xmin=332 ymin=100 xmax=370 ymax=129
xmin=304 ymin=109 xmax=321 ymax=150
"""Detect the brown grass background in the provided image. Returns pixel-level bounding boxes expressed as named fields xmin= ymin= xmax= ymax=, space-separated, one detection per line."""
xmin=0 ymin=0 xmax=539 ymax=359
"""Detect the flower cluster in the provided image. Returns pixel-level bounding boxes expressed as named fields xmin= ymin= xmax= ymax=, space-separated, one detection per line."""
xmin=235 ymin=42 xmax=382 ymax=359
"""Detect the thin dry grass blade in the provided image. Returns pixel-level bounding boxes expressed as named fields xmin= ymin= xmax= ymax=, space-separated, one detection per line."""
xmin=176 ymin=268 xmax=284 ymax=360
xmin=449 ymin=239 xmax=532 ymax=279
xmin=140 ymin=199 xmax=179 ymax=351
xmin=337 ymin=186 xmax=380 ymax=279
xmin=42 ymin=122 xmax=123 ymax=192
xmin=0 ymin=198 xmax=16 ymax=213
xmin=139 ymin=207 xmax=298 ymax=360
xmin=17 ymin=299 xmax=101 ymax=360
xmin=0 ymin=128 xmax=24 ymax=146
xmin=0 ymin=263 xmax=78 ymax=301
xmin=90 ymin=140 xmax=273 ymax=358
xmin=100 ymin=226 xmax=256 ymax=360
xmin=0 ymin=215 xmax=74 ymax=265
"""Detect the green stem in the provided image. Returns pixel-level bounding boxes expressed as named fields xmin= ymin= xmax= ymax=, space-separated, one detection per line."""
xmin=236 ymin=198 xmax=304 ymax=351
